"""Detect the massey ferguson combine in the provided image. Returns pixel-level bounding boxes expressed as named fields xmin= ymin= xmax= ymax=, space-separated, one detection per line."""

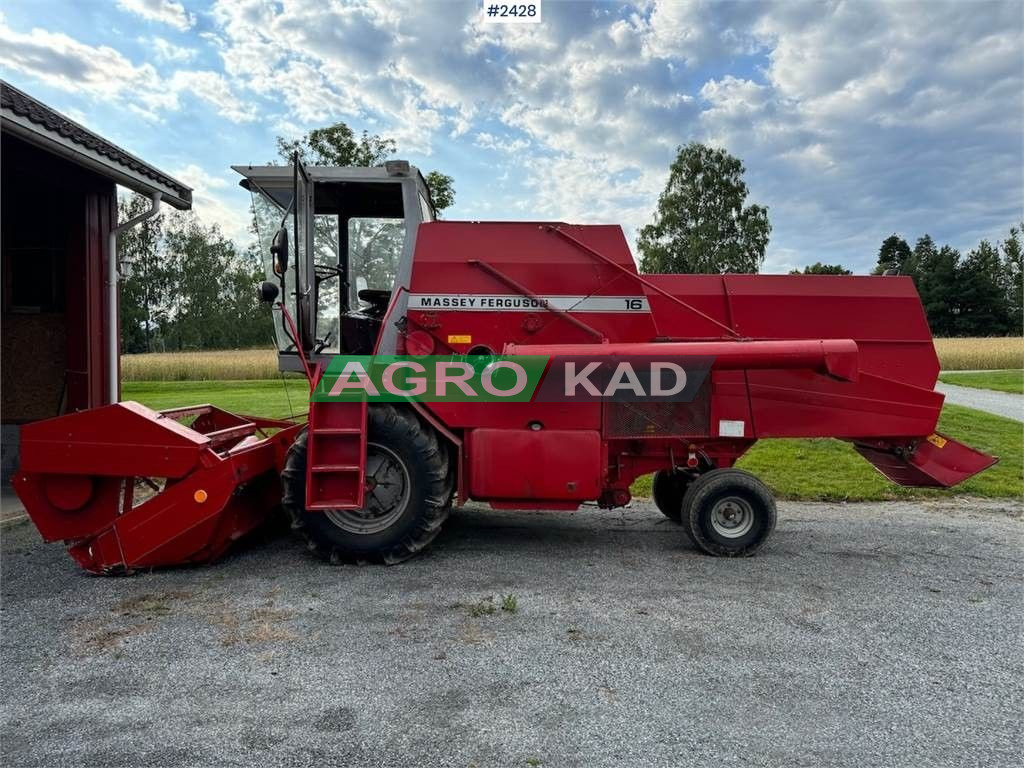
xmin=13 ymin=160 xmax=997 ymax=573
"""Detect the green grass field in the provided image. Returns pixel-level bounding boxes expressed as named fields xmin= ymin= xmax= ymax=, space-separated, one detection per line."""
xmin=122 ymin=380 xmax=1022 ymax=502
xmin=938 ymin=369 xmax=1024 ymax=394
xmin=123 ymin=379 xmax=311 ymax=420
xmin=650 ymin=403 xmax=1020 ymax=501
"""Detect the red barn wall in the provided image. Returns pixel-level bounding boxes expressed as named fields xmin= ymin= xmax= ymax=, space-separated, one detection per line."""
xmin=1 ymin=133 xmax=116 ymax=477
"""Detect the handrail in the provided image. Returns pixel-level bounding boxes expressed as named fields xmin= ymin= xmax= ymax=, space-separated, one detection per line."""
xmin=277 ymin=301 xmax=315 ymax=387
xmin=547 ymin=226 xmax=742 ymax=340
xmin=467 ymin=258 xmax=606 ymax=341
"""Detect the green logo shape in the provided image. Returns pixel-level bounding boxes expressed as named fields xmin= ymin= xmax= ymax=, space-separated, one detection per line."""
xmin=311 ymin=355 xmax=550 ymax=403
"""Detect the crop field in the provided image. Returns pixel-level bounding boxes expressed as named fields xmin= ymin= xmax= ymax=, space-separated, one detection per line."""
xmin=933 ymin=336 xmax=1024 ymax=370
xmin=122 ymin=337 xmax=1024 ymax=381
xmin=122 ymin=349 xmax=285 ymax=381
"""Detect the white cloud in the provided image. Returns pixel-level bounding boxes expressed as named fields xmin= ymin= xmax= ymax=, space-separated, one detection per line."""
xmin=474 ymin=131 xmax=529 ymax=154
xmin=171 ymin=163 xmax=250 ymax=243
xmin=196 ymin=0 xmax=1021 ymax=268
xmin=116 ymin=0 xmax=194 ymax=32
xmin=449 ymin=115 xmax=471 ymax=138
xmin=172 ymin=163 xmax=228 ymax=189
xmin=0 ymin=16 xmax=175 ymax=112
xmin=149 ymin=36 xmax=196 ymax=63
xmin=0 ymin=16 xmax=254 ymax=123
xmin=3 ymin=1 xmax=1020 ymax=267
xmin=168 ymin=70 xmax=257 ymax=123
xmin=642 ymin=0 xmax=763 ymax=64
xmin=209 ymin=0 xmax=462 ymax=155
xmin=699 ymin=76 xmax=769 ymax=118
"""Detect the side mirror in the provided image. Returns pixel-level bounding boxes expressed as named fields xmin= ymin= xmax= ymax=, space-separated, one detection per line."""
xmin=259 ymin=280 xmax=280 ymax=303
xmin=270 ymin=227 xmax=289 ymax=275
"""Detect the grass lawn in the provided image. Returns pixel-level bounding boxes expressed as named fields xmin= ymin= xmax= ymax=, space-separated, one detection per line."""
xmin=123 ymin=381 xmax=1022 ymax=502
xmin=123 ymin=379 xmax=311 ymax=420
xmin=631 ymin=403 xmax=1021 ymax=501
xmin=939 ymin=369 xmax=1024 ymax=394
xmin=743 ymin=402 xmax=1020 ymax=500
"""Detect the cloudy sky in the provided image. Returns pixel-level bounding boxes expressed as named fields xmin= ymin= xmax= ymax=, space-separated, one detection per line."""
xmin=1 ymin=0 xmax=1021 ymax=272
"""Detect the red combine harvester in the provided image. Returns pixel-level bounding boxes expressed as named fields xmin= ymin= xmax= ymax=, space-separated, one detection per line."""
xmin=14 ymin=160 xmax=997 ymax=572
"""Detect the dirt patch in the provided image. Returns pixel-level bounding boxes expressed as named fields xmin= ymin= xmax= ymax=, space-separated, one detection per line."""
xmin=71 ymin=619 xmax=151 ymax=655
xmin=70 ymin=590 xmax=194 ymax=655
xmin=116 ymin=590 xmax=193 ymax=618
xmin=457 ymin=620 xmax=495 ymax=646
xmin=214 ymin=604 xmax=298 ymax=647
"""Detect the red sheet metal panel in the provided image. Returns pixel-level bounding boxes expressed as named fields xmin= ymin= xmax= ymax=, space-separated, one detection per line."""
xmin=12 ymin=401 xmax=301 ymax=573
xmin=746 ymin=371 xmax=945 ymax=439
xmin=467 ymin=428 xmax=602 ymax=500
xmin=17 ymin=401 xmax=208 ymax=478
xmin=405 ymin=222 xmax=658 ymax=351
xmin=855 ymin=433 xmax=998 ymax=488
xmin=643 ymin=273 xmax=939 ymax=388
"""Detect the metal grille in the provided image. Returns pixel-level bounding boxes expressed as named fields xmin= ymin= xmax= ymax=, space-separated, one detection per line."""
xmin=602 ymin=385 xmax=711 ymax=439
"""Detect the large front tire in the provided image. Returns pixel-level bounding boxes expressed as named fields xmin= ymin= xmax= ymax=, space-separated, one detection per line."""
xmin=281 ymin=405 xmax=453 ymax=564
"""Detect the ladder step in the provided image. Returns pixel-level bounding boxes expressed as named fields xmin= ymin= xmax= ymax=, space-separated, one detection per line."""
xmin=306 ymin=399 xmax=367 ymax=510
xmin=307 ymin=500 xmax=362 ymax=510
xmin=310 ymin=464 xmax=361 ymax=473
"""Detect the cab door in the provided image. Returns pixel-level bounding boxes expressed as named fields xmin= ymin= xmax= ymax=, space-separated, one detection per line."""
xmin=294 ymin=161 xmax=316 ymax=351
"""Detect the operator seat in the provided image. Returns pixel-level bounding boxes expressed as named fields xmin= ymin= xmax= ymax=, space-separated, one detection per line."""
xmin=340 ymin=289 xmax=391 ymax=354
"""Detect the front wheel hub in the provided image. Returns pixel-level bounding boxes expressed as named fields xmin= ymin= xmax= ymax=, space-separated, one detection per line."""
xmin=709 ymin=496 xmax=754 ymax=538
xmin=325 ymin=442 xmax=411 ymax=534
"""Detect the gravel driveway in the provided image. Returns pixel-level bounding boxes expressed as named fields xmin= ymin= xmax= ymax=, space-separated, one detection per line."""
xmin=936 ymin=381 xmax=1023 ymax=421
xmin=2 ymin=499 xmax=1022 ymax=768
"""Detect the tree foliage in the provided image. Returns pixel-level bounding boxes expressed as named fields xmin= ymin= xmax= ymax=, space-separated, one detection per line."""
xmin=872 ymin=234 xmax=913 ymax=275
xmin=790 ymin=262 xmax=852 ymax=275
xmin=424 ymin=170 xmax=455 ymax=212
xmin=118 ymin=194 xmax=169 ymax=354
xmin=871 ymin=226 xmax=1022 ymax=337
xmin=638 ymin=143 xmax=770 ymax=274
xmin=911 ymin=235 xmax=960 ymax=337
xmin=1001 ymin=225 xmax=1022 ymax=330
xmin=275 ymin=121 xmax=455 ymax=214
xmin=118 ymin=195 xmax=270 ymax=353
xmin=276 ymin=123 xmax=396 ymax=168
xmin=955 ymin=239 xmax=1009 ymax=336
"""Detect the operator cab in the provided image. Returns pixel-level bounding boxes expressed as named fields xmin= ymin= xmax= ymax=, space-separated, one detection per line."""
xmin=234 ymin=160 xmax=434 ymax=370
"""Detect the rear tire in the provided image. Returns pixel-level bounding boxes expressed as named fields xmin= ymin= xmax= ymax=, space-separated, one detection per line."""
xmin=651 ymin=470 xmax=689 ymax=523
xmin=680 ymin=469 xmax=776 ymax=557
xmin=281 ymin=405 xmax=454 ymax=564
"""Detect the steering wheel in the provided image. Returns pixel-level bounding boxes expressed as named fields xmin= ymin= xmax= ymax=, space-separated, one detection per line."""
xmin=358 ymin=289 xmax=392 ymax=317
xmin=358 ymin=288 xmax=392 ymax=305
